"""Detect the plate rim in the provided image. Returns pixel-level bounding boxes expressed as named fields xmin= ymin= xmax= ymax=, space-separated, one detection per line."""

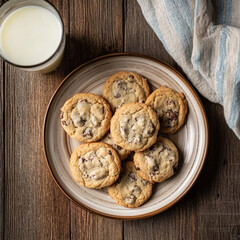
xmin=42 ymin=52 xmax=209 ymax=220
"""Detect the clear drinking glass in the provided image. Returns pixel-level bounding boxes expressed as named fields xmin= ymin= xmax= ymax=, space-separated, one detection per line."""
xmin=0 ymin=0 xmax=66 ymax=73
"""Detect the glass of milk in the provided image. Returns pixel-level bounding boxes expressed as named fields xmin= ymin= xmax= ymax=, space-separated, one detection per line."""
xmin=0 ymin=0 xmax=65 ymax=73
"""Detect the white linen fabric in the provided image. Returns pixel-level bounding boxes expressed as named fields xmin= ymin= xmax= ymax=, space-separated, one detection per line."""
xmin=137 ymin=0 xmax=240 ymax=139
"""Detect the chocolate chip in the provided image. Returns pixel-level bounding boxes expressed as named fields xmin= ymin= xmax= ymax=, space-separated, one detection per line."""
xmin=79 ymin=117 xmax=86 ymax=126
xmin=129 ymin=75 xmax=134 ymax=79
xmin=135 ymin=166 xmax=140 ymax=170
xmin=141 ymin=179 xmax=148 ymax=186
xmin=114 ymin=92 xmax=121 ymax=98
xmin=99 ymin=160 xmax=103 ymax=167
xmin=79 ymin=99 xmax=89 ymax=103
xmin=121 ymin=83 xmax=128 ymax=91
xmin=108 ymin=150 xmax=112 ymax=155
xmin=139 ymin=100 xmax=145 ymax=103
xmin=153 ymin=165 xmax=159 ymax=171
xmin=128 ymin=172 xmax=137 ymax=182
xmin=125 ymin=194 xmax=136 ymax=204
xmin=145 ymin=152 xmax=152 ymax=158
xmin=116 ymin=80 xmax=122 ymax=85
xmin=167 ymin=109 xmax=179 ymax=121
xmin=120 ymin=126 xmax=128 ymax=135
xmin=150 ymin=172 xmax=155 ymax=177
xmin=132 ymin=185 xmax=141 ymax=194
xmin=82 ymin=128 xmax=93 ymax=138
xmin=59 ymin=111 xmax=64 ymax=119
xmin=116 ymin=145 xmax=122 ymax=150
xmin=159 ymin=146 xmax=166 ymax=154
xmin=101 ymin=107 xmax=104 ymax=114
xmin=61 ymin=121 xmax=68 ymax=126
xmin=147 ymin=122 xmax=155 ymax=135
xmin=79 ymin=157 xmax=86 ymax=163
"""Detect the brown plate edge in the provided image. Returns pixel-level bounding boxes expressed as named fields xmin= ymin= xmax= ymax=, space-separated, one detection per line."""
xmin=42 ymin=52 xmax=209 ymax=220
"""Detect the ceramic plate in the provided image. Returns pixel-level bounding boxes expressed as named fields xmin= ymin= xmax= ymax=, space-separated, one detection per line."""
xmin=43 ymin=53 xmax=208 ymax=219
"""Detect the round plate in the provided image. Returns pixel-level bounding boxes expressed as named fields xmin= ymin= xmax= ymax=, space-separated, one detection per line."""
xmin=43 ymin=53 xmax=208 ymax=219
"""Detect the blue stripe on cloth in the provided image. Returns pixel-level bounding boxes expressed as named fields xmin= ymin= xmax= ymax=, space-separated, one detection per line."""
xmin=192 ymin=47 xmax=201 ymax=71
xmin=215 ymin=27 xmax=228 ymax=104
xmin=195 ymin=0 xmax=200 ymax=16
xmin=146 ymin=0 xmax=171 ymax=54
xmin=228 ymin=46 xmax=240 ymax=130
xmin=164 ymin=0 xmax=192 ymax=58
xmin=178 ymin=0 xmax=194 ymax=31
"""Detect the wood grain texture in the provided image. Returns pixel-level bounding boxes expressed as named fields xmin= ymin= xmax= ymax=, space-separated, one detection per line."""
xmin=123 ymin=1 xmax=240 ymax=240
xmin=67 ymin=1 xmax=123 ymax=239
xmin=2 ymin=0 xmax=124 ymax=239
xmin=0 ymin=3 xmax=4 ymax=240
xmin=3 ymin=1 xmax=70 ymax=239
xmin=1 ymin=0 xmax=239 ymax=239
xmin=0 ymin=59 xmax=4 ymax=240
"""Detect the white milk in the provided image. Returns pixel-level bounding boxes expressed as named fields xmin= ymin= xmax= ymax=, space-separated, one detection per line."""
xmin=0 ymin=5 xmax=63 ymax=69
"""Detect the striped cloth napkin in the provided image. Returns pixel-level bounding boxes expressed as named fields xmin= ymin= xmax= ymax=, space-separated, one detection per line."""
xmin=137 ymin=0 xmax=240 ymax=139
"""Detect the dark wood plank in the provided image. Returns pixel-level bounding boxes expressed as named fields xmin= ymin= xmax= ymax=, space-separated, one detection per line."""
xmin=124 ymin=0 xmax=175 ymax=65
xmin=4 ymin=1 xmax=71 ymax=239
xmin=0 ymin=3 xmax=5 ymax=240
xmin=123 ymin=1 xmax=240 ymax=239
xmin=68 ymin=0 xmax=124 ymax=72
xmin=0 ymin=59 xmax=4 ymax=240
xmin=68 ymin=1 xmax=123 ymax=239
xmin=3 ymin=0 xmax=123 ymax=239
xmin=70 ymin=204 xmax=123 ymax=240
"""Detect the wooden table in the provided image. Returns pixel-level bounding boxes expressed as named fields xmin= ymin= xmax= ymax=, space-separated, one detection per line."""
xmin=0 ymin=0 xmax=239 ymax=239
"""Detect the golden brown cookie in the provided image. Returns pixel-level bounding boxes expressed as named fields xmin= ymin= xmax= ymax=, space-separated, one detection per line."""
xmin=70 ymin=142 xmax=121 ymax=189
xmin=110 ymin=103 xmax=160 ymax=152
xmin=145 ymin=86 xmax=188 ymax=134
xmin=103 ymin=71 xmax=150 ymax=112
xmin=134 ymin=137 xmax=179 ymax=183
xmin=101 ymin=132 xmax=131 ymax=160
xmin=108 ymin=161 xmax=153 ymax=208
xmin=60 ymin=93 xmax=112 ymax=142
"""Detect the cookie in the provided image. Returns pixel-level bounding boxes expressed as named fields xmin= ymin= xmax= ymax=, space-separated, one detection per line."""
xmin=145 ymin=86 xmax=188 ymax=134
xmin=110 ymin=103 xmax=160 ymax=152
xmin=60 ymin=93 xmax=112 ymax=142
xmin=108 ymin=161 xmax=153 ymax=208
xmin=101 ymin=132 xmax=131 ymax=160
xmin=70 ymin=142 xmax=121 ymax=189
xmin=103 ymin=71 xmax=150 ymax=112
xmin=134 ymin=137 xmax=179 ymax=183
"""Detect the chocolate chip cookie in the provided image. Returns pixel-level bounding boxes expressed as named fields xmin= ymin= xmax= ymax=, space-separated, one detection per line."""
xmin=134 ymin=137 xmax=179 ymax=183
xmin=101 ymin=132 xmax=131 ymax=160
xmin=60 ymin=93 xmax=112 ymax=142
xmin=108 ymin=161 xmax=152 ymax=208
xmin=70 ymin=142 xmax=121 ymax=189
xmin=103 ymin=71 xmax=150 ymax=112
xmin=110 ymin=103 xmax=160 ymax=152
xmin=145 ymin=86 xmax=188 ymax=134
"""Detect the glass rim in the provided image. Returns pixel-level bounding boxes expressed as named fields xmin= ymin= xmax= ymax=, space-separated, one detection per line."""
xmin=0 ymin=0 xmax=65 ymax=69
